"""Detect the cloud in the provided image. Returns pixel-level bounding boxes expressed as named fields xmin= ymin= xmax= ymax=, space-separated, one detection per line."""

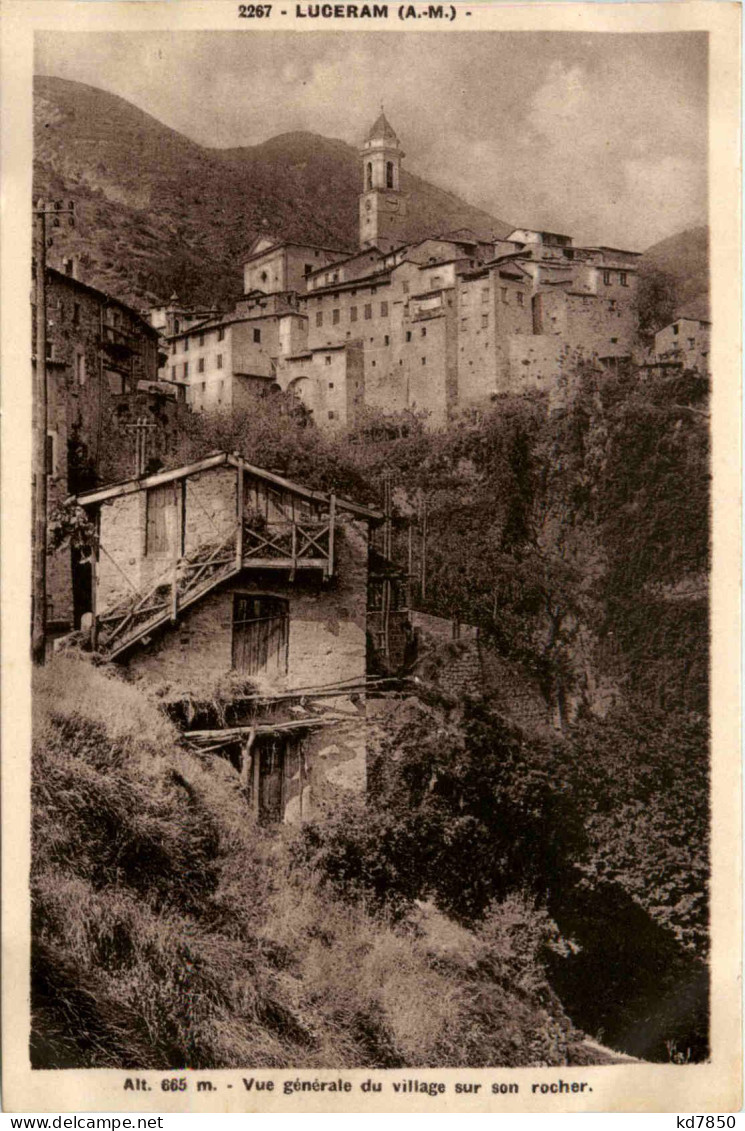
xmin=35 ymin=30 xmax=708 ymax=249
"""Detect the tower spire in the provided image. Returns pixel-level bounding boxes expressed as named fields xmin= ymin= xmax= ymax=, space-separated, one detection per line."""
xmin=359 ymin=110 xmax=406 ymax=251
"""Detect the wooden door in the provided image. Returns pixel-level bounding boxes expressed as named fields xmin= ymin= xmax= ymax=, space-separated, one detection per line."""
xmin=232 ymin=594 xmax=289 ymax=676
xmin=258 ymin=740 xmax=284 ymax=824
xmin=146 ymin=483 xmax=175 ymax=556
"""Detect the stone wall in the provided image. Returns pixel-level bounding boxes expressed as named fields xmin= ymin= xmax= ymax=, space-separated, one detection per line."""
xmin=122 ymin=512 xmax=369 ymax=693
xmin=184 ymin=466 xmax=237 ymax=555
xmin=479 ymin=647 xmax=556 ymax=731
xmin=39 ymin=268 xmax=163 ymax=625
xmin=410 ymin=611 xmax=482 ymax=697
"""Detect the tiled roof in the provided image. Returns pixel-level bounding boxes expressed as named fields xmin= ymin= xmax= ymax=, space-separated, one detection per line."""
xmin=366 ymin=111 xmax=399 ymax=144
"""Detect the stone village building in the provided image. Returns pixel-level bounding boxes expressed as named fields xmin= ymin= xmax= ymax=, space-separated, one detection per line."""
xmin=158 ymin=112 xmax=640 ymax=429
xmin=60 ymin=450 xmax=557 ymax=822
xmin=652 ymin=296 xmax=711 ymax=374
xmin=33 ymin=258 xmax=187 ymax=632
xmin=64 ymin=452 xmax=418 ymax=824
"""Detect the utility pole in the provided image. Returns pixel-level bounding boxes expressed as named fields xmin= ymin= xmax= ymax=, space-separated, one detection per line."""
xmin=382 ymin=471 xmax=392 ymax=664
xmin=420 ymin=492 xmax=428 ymax=602
xmin=32 ymin=199 xmax=75 ymax=665
xmin=125 ymin=415 xmax=157 ymax=477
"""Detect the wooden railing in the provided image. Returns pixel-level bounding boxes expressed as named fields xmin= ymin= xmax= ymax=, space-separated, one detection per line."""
xmin=94 ymin=508 xmax=337 ymax=657
xmin=242 ymin=518 xmax=333 ymax=575
xmin=97 ymin=525 xmax=240 ymax=655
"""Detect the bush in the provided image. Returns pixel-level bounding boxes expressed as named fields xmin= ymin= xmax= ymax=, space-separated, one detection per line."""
xmin=295 ymin=698 xmax=587 ymax=923
xmin=32 ymin=657 xmax=584 ymax=1069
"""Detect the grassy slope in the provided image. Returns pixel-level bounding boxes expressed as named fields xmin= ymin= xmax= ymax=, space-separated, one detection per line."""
xmin=33 ymin=656 xmax=588 ymax=1070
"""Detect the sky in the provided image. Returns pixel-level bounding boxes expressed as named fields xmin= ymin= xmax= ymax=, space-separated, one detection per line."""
xmin=35 ymin=30 xmax=708 ymax=250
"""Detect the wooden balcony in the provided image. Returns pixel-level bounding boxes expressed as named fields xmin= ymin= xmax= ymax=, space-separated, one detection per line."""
xmin=94 ymin=510 xmax=336 ymax=658
xmin=241 ymin=515 xmax=334 ymax=576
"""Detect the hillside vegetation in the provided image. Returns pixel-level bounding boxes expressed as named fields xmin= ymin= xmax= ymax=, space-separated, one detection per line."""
xmin=636 ymin=226 xmax=709 ymax=340
xmin=34 ymin=76 xmax=510 ymax=310
xmin=42 ymin=358 xmax=710 ymax=1064
xmin=33 ymin=657 xmax=591 ymax=1069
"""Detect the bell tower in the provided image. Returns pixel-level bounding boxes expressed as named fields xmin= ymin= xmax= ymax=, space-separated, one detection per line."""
xmin=359 ymin=109 xmax=407 ymax=252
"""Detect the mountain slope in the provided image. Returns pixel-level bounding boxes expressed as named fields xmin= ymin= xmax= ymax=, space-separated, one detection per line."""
xmin=34 ymin=75 xmax=511 ymax=310
xmin=639 ymin=227 xmax=709 ymax=309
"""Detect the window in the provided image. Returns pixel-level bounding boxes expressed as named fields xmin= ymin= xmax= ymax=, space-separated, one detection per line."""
xmin=253 ymin=327 xmax=261 ymax=343
xmin=371 ymin=286 xmax=377 ymax=295
xmin=316 ymin=311 xmax=323 ymax=328
xmin=328 ymin=382 xmax=334 ymax=389
xmin=482 ymin=288 xmax=489 ymax=304
xmin=402 ymin=281 xmax=409 ymax=295
xmin=364 ymin=304 xmax=372 ymax=320
xmin=171 ymin=366 xmax=176 ymax=380
xmin=232 ymin=594 xmax=289 ymax=676
xmin=196 ymin=357 xmax=204 ymax=373
xmin=218 ymin=380 xmax=224 ymax=402
xmin=107 ymin=370 xmax=125 ymax=395
xmin=517 ymin=293 xmax=524 ymax=307
xmin=406 ymin=331 xmax=412 ymax=342
xmin=328 ymin=410 xmax=336 ymax=420
xmin=673 ymin=324 xmax=679 ymax=336
xmin=481 ymin=314 xmax=489 ymax=329
xmin=501 ymin=288 xmax=508 ymax=303
xmin=421 ymin=357 xmax=426 ymax=366
xmin=304 ymin=264 xmax=313 ymax=276
xmin=331 ymin=309 xmax=339 ymax=325
xmin=366 ymin=162 xmax=373 ymax=190
xmin=381 ymin=301 xmax=388 ymax=317
xmin=603 ymin=271 xmax=612 ymax=286
xmin=217 ymin=354 xmax=223 ymax=369
xmin=171 ymin=342 xmax=177 ymax=355
xmin=620 ymin=272 xmax=628 ymax=286
xmin=45 ymin=432 xmax=57 ymax=477
xmin=384 ymin=334 xmax=390 ymax=346
xmin=350 ymin=306 xmax=358 ymax=322
xmin=609 ymin=299 xmax=617 ymax=311
xmin=183 ymin=362 xmax=189 ymax=378
xmin=184 ymin=337 xmax=189 ymax=351
xmin=146 ymin=484 xmax=173 ymax=556
xmin=325 ymin=356 xmax=332 ymax=366
xmin=421 ymin=327 xmax=427 ymax=338
xmin=688 ymin=338 xmax=696 ymax=348
xmin=75 ymin=352 xmax=86 ymax=386
xmin=199 ymin=333 xmax=205 ymax=346
xmin=386 ymin=161 xmax=394 ymax=189
xmin=72 ymin=303 xmax=80 ymax=325
xmin=218 ymin=327 xmax=225 ymax=341
xmin=174 ymin=319 xmax=180 ymax=334
xmin=430 ymin=277 xmax=441 ymax=290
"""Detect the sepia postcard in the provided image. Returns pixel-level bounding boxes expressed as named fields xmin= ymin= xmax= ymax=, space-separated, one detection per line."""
xmin=1 ymin=0 xmax=741 ymax=1114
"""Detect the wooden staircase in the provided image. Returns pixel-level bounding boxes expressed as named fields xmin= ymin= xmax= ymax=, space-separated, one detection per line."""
xmin=92 ymin=509 xmax=337 ymax=660
xmin=96 ymin=525 xmax=241 ymax=660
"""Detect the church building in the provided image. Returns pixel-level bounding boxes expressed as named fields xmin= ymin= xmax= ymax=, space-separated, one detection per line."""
xmin=161 ymin=111 xmax=640 ymax=429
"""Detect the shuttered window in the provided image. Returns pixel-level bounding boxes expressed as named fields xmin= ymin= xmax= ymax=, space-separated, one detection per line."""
xmin=232 ymin=594 xmax=289 ymax=676
xmin=145 ymin=484 xmax=173 ymax=555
